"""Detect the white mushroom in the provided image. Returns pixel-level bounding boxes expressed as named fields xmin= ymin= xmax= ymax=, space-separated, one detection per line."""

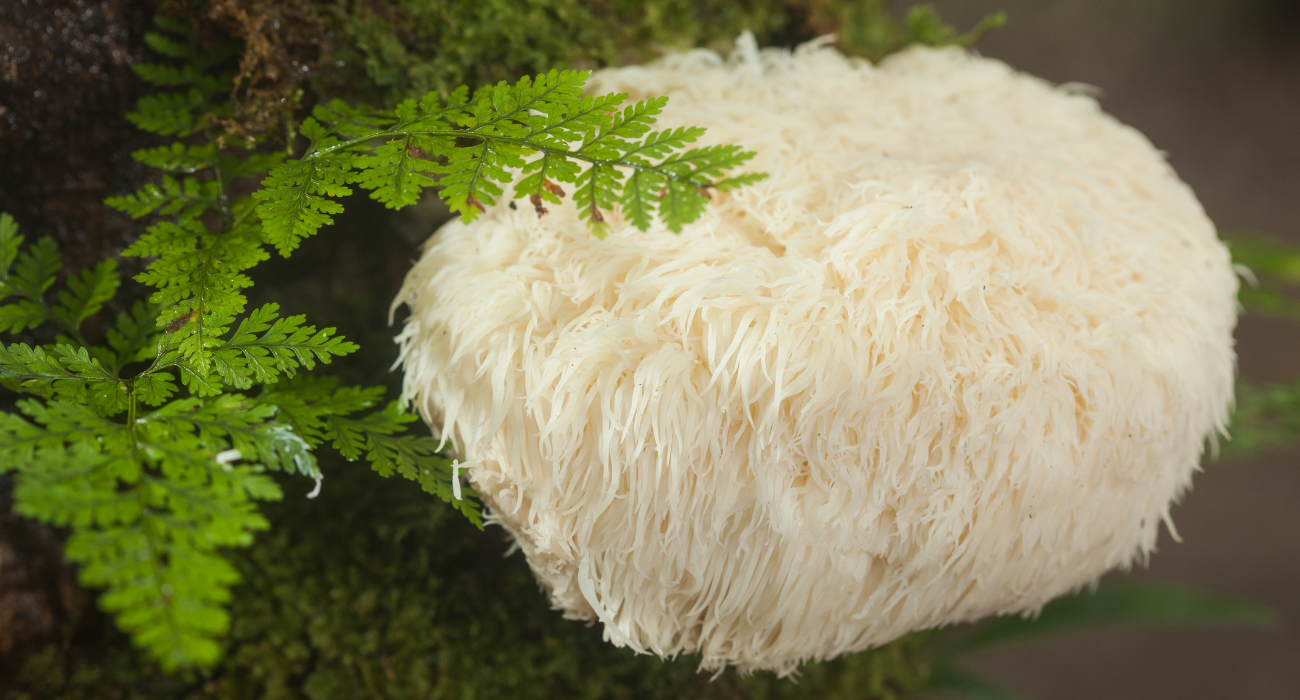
xmin=394 ymin=36 xmax=1238 ymax=675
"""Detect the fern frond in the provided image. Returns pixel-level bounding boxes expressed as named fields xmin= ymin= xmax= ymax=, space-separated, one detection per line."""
xmin=331 ymin=404 xmax=475 ymax=522
xmin=353 ymin=137 xmax=442 ymax=209
xmin=130 ymin=143 xmax=220 ymax=173
xmin=133 ymin=12 xmax=235 ymax=90
xmin=142 ymin=25 xmax=199 ymax=61
xmin=0 ymin=343 xmax=127 ymax=414
xmin=256 ymin=376 xmax=381 ymax=447
xmin=53 ymin=259 xmax=120 ymax=328
xmin=141 ymin=395 xmax=320 ymax=478
xmin=106 ymin=300 xmax=164 ymax=373
xmin=439 ymin=140 xmax=522 ymax=218
xmin=309 ymin=98 xmax=397 ymax=139
xmin=254 ymin=69 xmax=763 ymax=239
xmin=327 ymin=402 xmax=482 ymax=527
xmin=514 ymin=152 xmax=579 ymax=213
xmin=447 ymin=70 xmax=594 ymax=133
xmin=231 ymin=152 xmax=286 ymax=180
xmin=132 ymin=61 xmax=202 ymax=86
xmin=0 ymin=392 xmax=313 ymax=670
xmin=0 ymin=234 xmax=60 ymax=303
xmin=252 ymin=155 xmax=354 ymax=255
xmin=131 ymin=64 xmax=229 ymax=95
xmin=0 ymin=220 xmax=125 ymax=347
xmin=135 ymin=371 xmax=178 ymax=407
xmin=105 ymin=176 xmax=202 ymax=220
xmin=200 ymin=303 xmax=358 ymax=390
xmin=577 ymin=96 xmax=667 ymax=158
xmin=127 ymin=88 xmax=212 ymax=137
xmin=124 ymin=218 xmax=268 ymax=379
xmin=573 ymin=163 xmax=621 ymax=235
xmin=0 ymin=301 xmax=49 ymax=334
xmin=714 ymin=171 xmax=770 ymax=193
xmin=0 ymin=213 xmax=20 ymax=284
xmin=619 ymin=169 xmax=664 ymax=232
xmin=257 ymin=380 xmax=481 ymax=524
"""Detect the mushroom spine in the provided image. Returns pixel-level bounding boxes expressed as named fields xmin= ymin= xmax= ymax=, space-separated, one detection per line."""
xmin=394 ymin=35 xmax=1238 ymax=675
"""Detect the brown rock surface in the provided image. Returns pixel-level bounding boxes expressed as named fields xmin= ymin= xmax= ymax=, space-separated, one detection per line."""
xmin=0 ymin=0 xmax=154 ymax=268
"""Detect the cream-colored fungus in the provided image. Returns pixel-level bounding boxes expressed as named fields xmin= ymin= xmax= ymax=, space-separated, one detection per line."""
xmin=393 ymin=35 xmax=1238 ymax=675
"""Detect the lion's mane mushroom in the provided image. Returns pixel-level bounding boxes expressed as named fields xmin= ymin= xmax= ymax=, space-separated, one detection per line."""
xmin=393 ymin=36 xmax=1238 ymax=675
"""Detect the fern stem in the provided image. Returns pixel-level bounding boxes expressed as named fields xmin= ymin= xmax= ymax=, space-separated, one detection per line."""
xmin=123 ymin=383 xmax=185 ymax=662
xmin=213 ymin=151 xmax=233 ymax=234
xmin=126 ymin=379 xmax=138 ymax=448
xmin=229 ymin=204 xmax=258 ymax=234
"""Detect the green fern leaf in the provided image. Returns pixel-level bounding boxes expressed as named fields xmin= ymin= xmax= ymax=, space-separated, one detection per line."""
xmin=104 ymin=179 xmax=175 ymax=219
xmin=619 ymin=169 xmax=664 ymax=232
xmin=130 ymin=143 xmax=219 ymax=173
xmin=450 ymin=70 xmax=593 ymax=133
xmin=578 ymin=96 xmax=667 ymax=159
xmin=253 ymin=156 xmax=354 ymax=255
xmin=256 ymin=378 xmax=378 ymax=443
xmin=659 ymin=181 xmax=710 ymax=234
xmin=230 ymin=152 xmax=286 ymax=180
xmin=308 ymin=99 xmax=396 ymax=139
xmin=439 ymin=141 xmax=516 ymax=220
xmin=127 ymin=89 xmax=209 ymax=137
xmin=124 ymin=218 xmax=267 ymax=374
xmin=354 ymin=405 xmax=482 ymax=527
xmin=175 ymin=360 xmax=224 ymax=397
xmin=654 ymin=144 xmax=761 ymax=232
xmin=143 ymin=394 xmax=320 ymax=478
xmin=135 ymin=371 xmax=178 ymax=407
xmin=353 ymin=138 xmax=442 ymax=209
xmin=0 ymin=301 xmax=50 ymax=334
xmin=514 ymin=152 xmax=579 ymax=213
xmin=0 ymin=343 xmax=126 ymax=414
xmin=0 ymin=212 xmax=19 ymax=285
xmin=320 ymin=401 xmax=481 ymax=526
xmin=714 ymin=171 xmax=770 ymax=193
xmin=0 ymin=402 xmax=257 ymax=670
xmin=3 ymin=235 xmax=61 ymax=301
xmin=0 ymin=388 xmax=321 ymax=670
xmin=255 ymin=69 xmax=763 ymax=237
xmin=573 ymin=163 xmax=622 ymax=234
xmin=205 ymin=303 xmax=358 ymax=389
xmin=256 ymin=382 xmax=479 ymax=523
xmin=53 ymin=259 xmax=120 ymax=327
xmin=106 ymin=300 xmax=164 ymax=373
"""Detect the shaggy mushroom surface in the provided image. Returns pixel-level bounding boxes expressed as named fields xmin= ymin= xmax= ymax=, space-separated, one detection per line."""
xmin=394 ymin=37 xmax=1238 ymax=674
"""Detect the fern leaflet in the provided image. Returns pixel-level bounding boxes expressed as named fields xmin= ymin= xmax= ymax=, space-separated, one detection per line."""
xmin=253 ymin=69 xmax=764 ymax=251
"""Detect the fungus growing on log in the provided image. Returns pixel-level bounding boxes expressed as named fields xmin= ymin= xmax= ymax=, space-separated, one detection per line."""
xmin=393 ymin=36 xmax=1238 ymax=675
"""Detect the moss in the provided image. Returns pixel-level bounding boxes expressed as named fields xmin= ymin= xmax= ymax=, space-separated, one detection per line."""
xmin=292 ymin=0 xmax=794 ymax=107
xmin=4 ymin=457 xmax=932 ymax=700
xmin=209 ymin=0 xmax=1000 ymax=129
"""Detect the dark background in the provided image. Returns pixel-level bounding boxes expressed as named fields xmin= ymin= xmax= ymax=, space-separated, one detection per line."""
xmin=911 ymin=1 xmax=1300 ymax=699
